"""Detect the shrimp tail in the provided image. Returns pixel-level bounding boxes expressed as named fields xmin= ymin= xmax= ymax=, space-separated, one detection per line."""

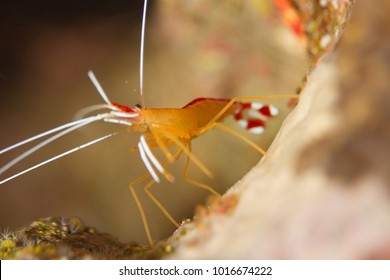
xmin=234 ymin=102 xmax=279 ymax=135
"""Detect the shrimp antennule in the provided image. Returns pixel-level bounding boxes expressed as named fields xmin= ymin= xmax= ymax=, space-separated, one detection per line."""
xmin=87 ymin=70 xmax=140 ymax=120
xmin=87 ymin=70 xmax=112 ymax=106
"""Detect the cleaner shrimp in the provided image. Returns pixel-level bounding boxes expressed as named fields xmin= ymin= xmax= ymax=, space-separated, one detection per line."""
xmin=0 ymin=0 xmax=298 ymax=247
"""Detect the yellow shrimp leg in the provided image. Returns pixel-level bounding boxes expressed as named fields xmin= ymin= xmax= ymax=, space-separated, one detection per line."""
xmin=182 ymin=142 xmax=221 ymax=197
xmin=129 ymin=172 xmax=155 ymax=247
xmin=143 ymin=147 xmax=183 ymax=228
xmin=148 ymin=125 xmax=176 ymax=163
xmin=213 ymin=122 xmax=267 ymax=155
xmin=129 ymin=147 xmax=183 ymax=247
xmin=162 ymin=133 xmax=213 ymax=179
xmin=144 ymin=178 xmax=180 ymax=227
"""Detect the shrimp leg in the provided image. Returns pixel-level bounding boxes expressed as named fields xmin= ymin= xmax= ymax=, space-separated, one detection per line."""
xmin=144 ymin=177 xmax=180 ymax=227
xmin=148 ymin=125 xmax=175 ymax=163
xmin=182 ymin=142 xmax=221 ymax=197
xmin=213 ymin=123 xmax=267 ymax=155
xmin=129 ymin=147 xmax=183 ymax=247
xmin=129 ymin=173 xmax=154 ymax=246
xmin=162 ymin=133 xmax=213 ymax=179
xmin=144 ymin=147 xmax=183 ymax=228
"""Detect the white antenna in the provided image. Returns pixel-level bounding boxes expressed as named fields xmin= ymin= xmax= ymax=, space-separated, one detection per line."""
xmin=139 ymin=0 xmax=148 ymax=108
xmin=0 ymin=132 xmax=118 ymax=185
xmin=0 ymin=117 xmax=102 ymax=155
xmin=88 ymin=70 xmax=112 ymax=105
xmin=0 ymin=115 xmax=106 ymax=177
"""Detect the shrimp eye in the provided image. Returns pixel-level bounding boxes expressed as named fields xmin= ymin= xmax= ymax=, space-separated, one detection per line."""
xmin=135 ymin=103 xmax=142 ymax=109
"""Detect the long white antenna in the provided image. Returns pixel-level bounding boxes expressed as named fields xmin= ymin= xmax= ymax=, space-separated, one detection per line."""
xmin=139 ymin=0 xmax=148 ymax=108
xmin=0 ymin=117 xmax=103 ymax=155
xmin=0 ymin=114 xmax=106 ymax=176
xmin=0 ymin=132 xmax=118 ymax=185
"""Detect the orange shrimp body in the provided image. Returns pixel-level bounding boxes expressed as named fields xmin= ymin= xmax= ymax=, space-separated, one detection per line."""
xmin=114 ymin=97 xmax=278 ymax=151
xmin=142 ymin=98 xmax=240 ymax=141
